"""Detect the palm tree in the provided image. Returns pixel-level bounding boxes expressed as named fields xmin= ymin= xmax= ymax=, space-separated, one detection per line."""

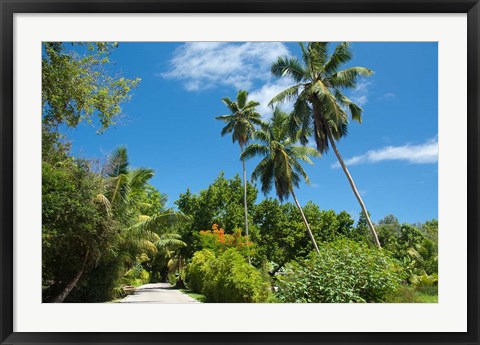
xmin=215 ymin=90 xmax=262 ymax=240
xmin=241 ymin=108 xmax=321 ymax=254
xmin=52 ymin=147 xmax=186 ymax=302
xmin=269 ymin=42 xmax=381 ymax=248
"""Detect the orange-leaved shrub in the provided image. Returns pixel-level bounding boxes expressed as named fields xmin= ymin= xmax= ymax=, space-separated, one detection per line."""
xmin=198 ymin=224 xmax=254 ymax=257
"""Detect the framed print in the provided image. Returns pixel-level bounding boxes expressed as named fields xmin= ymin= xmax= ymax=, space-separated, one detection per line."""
xmin=1 ymin=0 xmax=479 ymax=344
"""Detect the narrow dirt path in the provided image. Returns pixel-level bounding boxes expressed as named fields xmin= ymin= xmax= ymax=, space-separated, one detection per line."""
xmin=121 ymin=283 xmax=200 ymax=304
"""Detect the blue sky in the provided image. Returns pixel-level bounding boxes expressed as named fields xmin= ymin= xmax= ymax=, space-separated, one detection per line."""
xmin=64 ymin=42 xmax=438 ymax=224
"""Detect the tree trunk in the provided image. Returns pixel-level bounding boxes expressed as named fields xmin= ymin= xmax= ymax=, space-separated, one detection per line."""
xmin=52 ymin=250 xmax=90 ymax=303
xmin=326 ymin=130 xmax=382 ymax=248
xmin=291 ymin=190 xmax=320 ymax=255
xmin=241 ymin=157 xmax=249 ymax=238
xmin=241 ymin=150 xmax=252 ymax=265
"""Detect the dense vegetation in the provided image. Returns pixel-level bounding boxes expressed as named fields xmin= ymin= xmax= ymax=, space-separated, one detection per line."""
xmin=42 ymin=42 xmax=438 ymax=303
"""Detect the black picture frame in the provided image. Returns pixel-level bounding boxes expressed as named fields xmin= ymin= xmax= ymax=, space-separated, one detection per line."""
xmin=1 ymin=1 xmax=479 ymax=344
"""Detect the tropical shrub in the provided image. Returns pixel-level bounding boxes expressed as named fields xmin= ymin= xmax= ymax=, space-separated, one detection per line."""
xmin=187 ymin=248 xmax=272 ymax=302
xmin=198 ymin=224 xmax=254 ymax=257
xmin=276 ymin=239 xmax=402 ymax=303
xmin=186 ymin=249 xmax=216 ymax=292
xmin=203 ymin=249 xmax=272 ymax=303
xmin=122 ymin=262 xmax=151 ymax=287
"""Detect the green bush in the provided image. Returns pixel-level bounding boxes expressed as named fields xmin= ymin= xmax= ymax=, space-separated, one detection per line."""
xmin=186 ymin=249 xmax=216 ymax=292
xmin=188 ymin=248 xmax=272 ymax=303
xmin=276 ymin=239 xmax=402 ymax=303
xmin=66 ymin=257 xmax=124 ymax=303
xmin=122 ymin=263 xmax=150 ymax=287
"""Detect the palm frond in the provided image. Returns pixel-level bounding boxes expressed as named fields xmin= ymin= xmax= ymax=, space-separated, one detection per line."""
xmin=271 ymin=56 xmax=306 ymax=83
xmin=308 ymin=42 xmax=329 ymax=74
xmin=290 ymin=96 xmax=311 ymax=144
xmin=330 ymin=67 xmax=373 ymax=88
xmin=106 ymin=146 xmax=129 ymax=177
xmin=241 ymin=143 xmax=269 ymax=160
xmin=128 ymin=168 xmax=154 ymax=191
xmin=299 ymin=42 xmax=311 ymax=73
xmin=237 ymin=90 xmax=248 ymax=109
xmin=156 ymin=237 xmax=187 ymax=250
xmin=290 ymin=158 xmax=309 ymax=184
xmin=311 ymin=80 xmax=348 ymax=127
xmin=221 ymin=97 xmax=239 ymax=114
xmin=290 ymin=146 xmax=320 ymax=163
xmin=268 ymin=84 xmax=302 ymax=107
xmin=109 ymin=173 xmax=130 ymax=207
xmin=94 ymin=193 xmax=112 ymax=217
xmin=245 ymin=100 xmax=261 ymax=110
xmin=335 ymin=90 xmax=363 ymax=123
xmin=220 ymin=121 xmax=236 ymax=137
xmin=324 ymin=42 xmax=352 ymax=74
xmin=215 ymin=114 xmax=237 ymax=122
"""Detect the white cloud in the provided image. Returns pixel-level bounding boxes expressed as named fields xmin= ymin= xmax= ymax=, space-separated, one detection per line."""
xmin=161 ymin=42 xmax=290 ymax=91
xmin=331 ymin=137 xmax=438 ymax=168
xmin=349 ymin=78 xmax=371 ymax=106
xmin=249 ymin=78 xmax=296 ymax=119
xmin=379 ymin=92 xmax=397 ymax=101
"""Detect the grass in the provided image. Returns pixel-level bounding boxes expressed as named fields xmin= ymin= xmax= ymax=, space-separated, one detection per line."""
xmin=179 ymin=289 xmax=206 ymax=303
xmin=386 ymin=284 xmax=438 ymax=303
xmin=414 ymin=292 xmax=438 ymax=303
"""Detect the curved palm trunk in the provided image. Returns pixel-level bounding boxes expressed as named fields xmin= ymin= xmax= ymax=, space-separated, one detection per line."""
xmin=241 ymin=149 xmax=251 ymax=265
xmin=52 ymin=249 xmax=90 ymax=303
xmin=291 ymin=190 xmax=320 ymax=255
xmin=241 ymin=157 xmax=249 ymax=238
xmin=326 ymin=130 xmax=382 ymax=248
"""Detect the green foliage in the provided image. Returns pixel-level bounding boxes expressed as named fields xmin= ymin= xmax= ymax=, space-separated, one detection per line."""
xmin=216 ymin=90 xmax=262 ymax=148
xmin=42 ymin=158 xmax=116 ymax=301
xmin=122 ymin=262 xmax=151 ymax=286
xmin=175 ymin=173 xmax=257 ymax=256
xmin=186 ymin=249 xmax=216 ymax=292
xmin=376 ymin=215 xmax=401 ymax=251
xmin=411 ymin=272 xmax=438 ymax=288
xmin=385 ymin=284 xmax=438 ymax=303
xmin=276 ymin=239 xmax=402 ymax=303
xmin=270 ymin=42 xmax=373 ymax=152
xmin=252 ymin=199 xmax=357 ymax=273
xmin=42 ymin=42 xmax=140 ymax=133
xmin=66 ymin=257 xmax=124 ymax=302
xmin=203 ymin=249 xmax=272 ymax=303
xmin=198 ymin=224 xmax=254 ymax=257
xmin=241 ymin=108 xmax=319 ymax=202
xmin=187 ymin=249 xmax=272 ymax=303
xmin=252 ymin=198 xmax=310 ymax=271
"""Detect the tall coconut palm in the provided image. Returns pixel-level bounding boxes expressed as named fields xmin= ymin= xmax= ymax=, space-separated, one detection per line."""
xmin=241 ymin=108 xmax=321 ymax=254
xmin=215 ymin=90 xmax=262 ymax=240
xmin=269 ymin=42 xmax=381 ymax=248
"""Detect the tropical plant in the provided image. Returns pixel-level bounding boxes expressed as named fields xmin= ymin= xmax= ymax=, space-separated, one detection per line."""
xmin=269 ymin=42 xmax=381 ymax=248
xmin=215 ymin=90 xmax=263 ymax=241
xmin=186 ymin=249 xmax=216 ymax=293
xmin=276 ymin=239 xmax=402 ymax=303
xmin=198 ymin=224 xmax=254 ymax=257
xmin=201 ymin=248 xmax=272 ymax=303
xmin=241 ymin=108 xmax=321 ymax=254
xmin=175 ymin=173 xmax=258 ymax=258
xmin=50 ymin=147 xmax=186 ymax=302
xmin=42 ymin=158 xmax=116 ymax=303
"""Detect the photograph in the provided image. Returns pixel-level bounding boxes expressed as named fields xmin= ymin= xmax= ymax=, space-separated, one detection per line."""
xmin=41 ymin=41 xmax=439 ymax=304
